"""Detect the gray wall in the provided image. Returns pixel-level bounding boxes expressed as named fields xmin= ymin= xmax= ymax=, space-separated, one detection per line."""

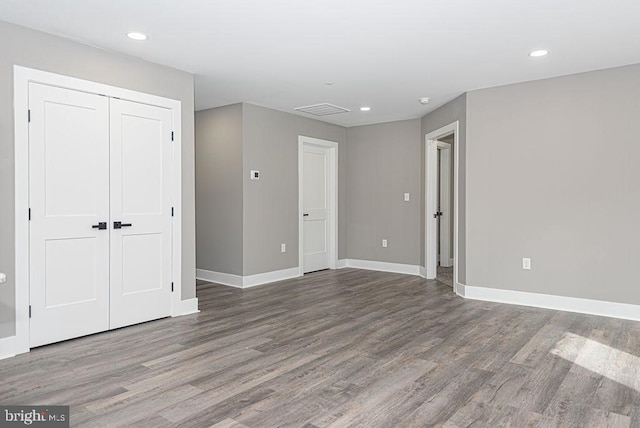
xmin=421 ymin=94 xmax=467 ymax=282
xmin=0 ymin=21 xmax=196 ymax=339
xmin=466 ymin=63 xmax=640 ymax=304
xmin=242 ymin=104 xmax=347 ymax=275
xmin=346 ymin=119 xmax=422 ymax=265
xmin=195 ymin=105 xmax=243 ymax=275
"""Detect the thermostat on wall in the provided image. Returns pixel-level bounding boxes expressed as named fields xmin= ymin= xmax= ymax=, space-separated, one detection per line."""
xmin=250 ymin=170 xmax=260 ymax=180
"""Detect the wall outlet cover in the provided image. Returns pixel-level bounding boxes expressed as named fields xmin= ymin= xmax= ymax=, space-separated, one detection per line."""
xmin=250 ymin=170 xmax=260 ymax=180
xmin=522 ymin=258 xmax=531 ymax=270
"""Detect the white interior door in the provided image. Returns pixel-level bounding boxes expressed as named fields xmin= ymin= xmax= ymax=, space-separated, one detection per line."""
xmin=302 ymin=145 xmax=331 ymax=273
xmin=29 ymin=83 xmax=110 ymax=347
xmin=109 ymin=99 xmax=173 ymax=329
xmin=438 ymin=144 xmax=452 ymax=268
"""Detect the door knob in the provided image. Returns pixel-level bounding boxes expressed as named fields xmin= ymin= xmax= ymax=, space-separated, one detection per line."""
xmin=91 ymin=222 xmax=107 ymax=230
xmin=113 ymin=221 xmax=132 ymax=229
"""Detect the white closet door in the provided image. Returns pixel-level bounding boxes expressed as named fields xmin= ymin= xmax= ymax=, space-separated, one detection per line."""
xmin=302 ymin=145 xmax=331 ymax=273
xmin=29 ymin=83 xmax=110 ymax=347
xmin=109 ymin=99 xmax=173 ymax=329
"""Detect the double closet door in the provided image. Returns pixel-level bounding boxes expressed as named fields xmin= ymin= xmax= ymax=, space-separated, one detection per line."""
xmin=28 ymin=82 xmax=173 ymax=348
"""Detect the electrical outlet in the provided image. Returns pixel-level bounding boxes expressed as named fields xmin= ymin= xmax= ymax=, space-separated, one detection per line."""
xmin=404 ymin=192 xmax=410 ymax=202
xmin=382 ymin=239 xmax=388 ymax=248
xmin=250 ymin=170 xmax=260 ymax=180
xmin=522 ymin=258 xmax=531 ymax=270
xmin=281 ymin=243 xmax=286 ymax=253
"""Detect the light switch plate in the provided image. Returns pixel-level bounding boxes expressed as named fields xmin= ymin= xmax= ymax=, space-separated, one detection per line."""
xmin=404 ymin=193 xmax=410 ymax=202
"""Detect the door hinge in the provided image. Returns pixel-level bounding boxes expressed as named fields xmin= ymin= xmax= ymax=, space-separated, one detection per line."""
xmin=28 ymin=208 xmax=31 ymax=221
xmin=29 ymin=305 xmax=32 ymax=318
xmin=28 ymin=110 xmax=31 ymax=123
xmin=171 ymin=207 xmax=174 ymax=217
xmin=171 ymin=282 xmax=174 ymax=292
xmin=171 ymin=131 xmax=174 ymax=141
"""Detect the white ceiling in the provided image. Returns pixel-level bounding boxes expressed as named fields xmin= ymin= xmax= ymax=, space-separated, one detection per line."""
xmin=1 ymin=0 xmax=639 ymax=127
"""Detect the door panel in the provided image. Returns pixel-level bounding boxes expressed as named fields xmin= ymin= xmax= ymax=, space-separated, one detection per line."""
xmin=29 ymin=83 xmax=110 ymax=348
xmin=45 ymin=238 xmax=99 ymax=307
xmin=303 ymin=221 xmax=327 ymax=254
xmin=109 ymin=99 xmax=172 ymax=329
xmin=121 ymin=233 xmax=163 ymax=295
xmin=121 ymin=114 xmax=164 ymax=215
xmin=302 ymin=146 xmax=331 ymax=273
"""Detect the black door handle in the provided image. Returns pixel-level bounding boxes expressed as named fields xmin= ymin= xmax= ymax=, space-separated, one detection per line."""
xmin=303 ymin=213 xmax=309 ymax=217
xmin=92 ymin=222 xmax=107 ymax=230
xmin=113 ymin=221 xmax=132 ymax=229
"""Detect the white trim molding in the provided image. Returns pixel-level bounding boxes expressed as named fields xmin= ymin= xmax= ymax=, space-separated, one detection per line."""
xmin=171 ymin=298 xmax=200 ymax=317
xmin=457 ymin=284 xmax=640 ymax=322
xmin=337 ymin=259 xmax=422 ymax=276
xmin=197 ymin=269 xmax=243 ymax=288
xmin=196 ymin=267 xmax=300 ymax=289
xmin=244 ymin=268 xmax=300 ymax=288
xmin=0 ymin=336 xmax=19 ymax=360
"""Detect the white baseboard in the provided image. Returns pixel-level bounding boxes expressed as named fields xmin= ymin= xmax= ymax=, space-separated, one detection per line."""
xmin=336 ymin=259 xmax=348 ymax=269
xmin=337 ymin=259 xmax=421 ymax=276
xmin=196 ymin=267 xmax=300 ymax=289
xmin=243 ymin=267 xmax=300 ymax=288
xmin=439 ymin=258 xmax=454 ymax=268
xmin=196 ymin=269 xmax=243 ymax=288
xmin=457 ymin=283 xmax=640 ymax=322
xmin=172 ymin=298 xmax=199 ymax=316
xmin=0 ymin=335 xmax=18 ymax=360
xmin=419 ymin=266 xmax=426 ymax=278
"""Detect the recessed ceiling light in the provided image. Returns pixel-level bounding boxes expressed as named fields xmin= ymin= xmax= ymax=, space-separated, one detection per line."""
xmin=127 ymin=32 xmax=148 ymax=41
xmin=419 ymin=97 xmax=430 ymax=105
xmin=360 ymin=106 xmax=371 ymax=112
xmin=529 ymin=50 xmax=548 ymax=57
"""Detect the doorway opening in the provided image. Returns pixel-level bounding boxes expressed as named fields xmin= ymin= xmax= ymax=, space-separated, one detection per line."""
xmin=436 ymin=136 xmax=453 ymax=286
xmin=425 ymin=122 xmax=459 ymax=291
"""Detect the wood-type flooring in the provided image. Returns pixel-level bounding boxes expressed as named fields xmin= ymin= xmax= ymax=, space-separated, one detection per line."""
xmin=1 ymin=268 xmax=639 ymax=427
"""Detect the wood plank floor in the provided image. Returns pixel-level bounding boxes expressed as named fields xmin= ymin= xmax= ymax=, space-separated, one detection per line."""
xmin=1 ymin=268 xmax=639 ymax=427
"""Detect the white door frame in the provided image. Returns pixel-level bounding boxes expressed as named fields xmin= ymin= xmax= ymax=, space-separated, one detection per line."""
xmin=438 ymin=141 xmax=453 ymax=268
xmin=10 ymin=66 xmax=183 ymax=357
xmin=425 ymin=122 xmax=459 ymax=288
xmin=298 ymin=136 xmax=338 ymax=276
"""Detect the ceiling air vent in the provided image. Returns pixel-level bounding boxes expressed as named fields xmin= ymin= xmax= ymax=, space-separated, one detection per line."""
xmin=294 ymin=103 xmax=351 ymax=116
